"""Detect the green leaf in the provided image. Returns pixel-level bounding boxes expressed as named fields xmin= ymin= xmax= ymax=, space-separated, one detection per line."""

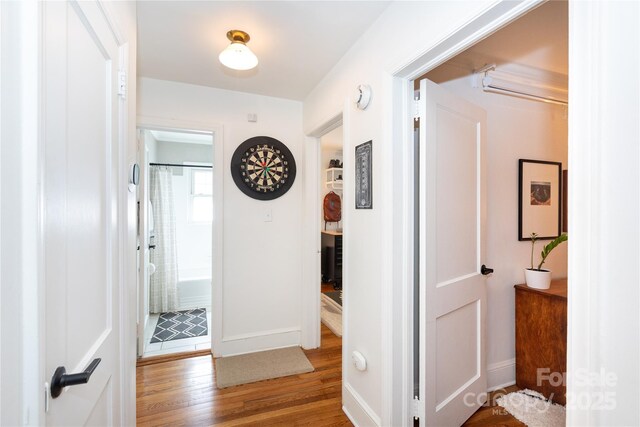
xmin=537 ymin=233 xmax=568 ymax=270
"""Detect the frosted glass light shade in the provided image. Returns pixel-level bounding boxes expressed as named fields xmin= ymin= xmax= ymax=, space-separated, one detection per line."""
xmin=218 ymin=42 xmax=258 ymax=71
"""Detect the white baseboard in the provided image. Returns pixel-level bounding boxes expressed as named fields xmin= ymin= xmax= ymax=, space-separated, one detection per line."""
xmin=343 ymin=383 xmax=381 ymax=427
xmin=214 ymin=328 xmax=301 ymax=357
xmin=487 ymin=358 xmax=516 ymax=391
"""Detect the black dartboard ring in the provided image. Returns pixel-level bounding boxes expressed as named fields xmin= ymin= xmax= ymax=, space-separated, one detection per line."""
xmin=230 ymin=136 xmax=297 ymax=200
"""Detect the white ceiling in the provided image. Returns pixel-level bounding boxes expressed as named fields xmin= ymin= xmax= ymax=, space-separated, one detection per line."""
xmin=468 ymin=1 xmax=567 ymax=74
xmin=137 ymin=1 xmax=391 ymax=101
xmin=428 ymin=1 xmax=567 ymax=81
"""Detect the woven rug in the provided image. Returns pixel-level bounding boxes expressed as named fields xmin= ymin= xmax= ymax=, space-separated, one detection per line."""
xmin=497 ymin=389 xmax=566 ymax=427
xmin=214 ymin=346 xmax=314 ymax=388
xmin=150 ymin=308 xmax=208 ymax=343
xmin=321 ymin=292 xmax=342 ymax=337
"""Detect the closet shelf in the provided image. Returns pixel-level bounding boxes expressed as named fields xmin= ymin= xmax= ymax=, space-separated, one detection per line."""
xmin=325 ymin=168 xmax=343 ymax=190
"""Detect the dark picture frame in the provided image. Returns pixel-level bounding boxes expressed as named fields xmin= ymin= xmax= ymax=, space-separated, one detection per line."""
xmin=355 ymin=140 xmax=372 ymax=209
xmin=518 ymin=159 xmax=562 ymax=241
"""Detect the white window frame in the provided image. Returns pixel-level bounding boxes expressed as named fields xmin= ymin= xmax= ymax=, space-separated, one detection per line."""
xmin=188 ymin=164 xmax=213 ymax=224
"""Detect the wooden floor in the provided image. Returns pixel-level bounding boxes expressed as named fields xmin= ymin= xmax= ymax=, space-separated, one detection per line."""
xmin=321 ymin=282 xmax=337 ymax=293
xmin=137 ymin=304 xmax=520 ymax=426
xmin=462 ymin=385 xmax=524 ymax=427
xmin=137 ymin=324 xmax=351 ymax=426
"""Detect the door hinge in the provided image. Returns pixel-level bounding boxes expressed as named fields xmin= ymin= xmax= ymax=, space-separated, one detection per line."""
xmin=118 ymin=70 xmax=127 ymax=99
xmin=412 ymin=396 xmax=422 ymax=420
xmin=413 ymin=98 xmax=420 ymax=121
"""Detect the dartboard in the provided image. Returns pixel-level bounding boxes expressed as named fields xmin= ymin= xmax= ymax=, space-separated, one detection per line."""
xmin=230 ymin=136 xmax=296 ymax=200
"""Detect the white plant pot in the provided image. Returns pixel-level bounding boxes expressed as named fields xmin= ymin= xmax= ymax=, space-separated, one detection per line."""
xmin=524 ymin=268 xmax=552 ymax=289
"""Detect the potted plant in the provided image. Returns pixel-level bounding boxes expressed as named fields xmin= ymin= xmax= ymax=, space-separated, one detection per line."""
xmin=525 ymin=232 xmax=568 ymax=289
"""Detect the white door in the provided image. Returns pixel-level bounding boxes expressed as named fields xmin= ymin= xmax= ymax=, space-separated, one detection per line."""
xmin=43 ymin=1 xmax=123 ymax=424
xmin=418 ymin=78 xmax=488 ymax=426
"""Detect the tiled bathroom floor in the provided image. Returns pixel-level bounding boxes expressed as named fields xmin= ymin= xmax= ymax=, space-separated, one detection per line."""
xmin=142 ymin=309 xmax=212 ymax=357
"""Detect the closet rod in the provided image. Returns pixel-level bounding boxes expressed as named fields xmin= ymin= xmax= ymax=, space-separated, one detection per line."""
xmin=482 ymin=84 xmax=568 ymax=106
xmin=475 ymin=64 xmax=568 ymax=106
xmin=149 ymin=162 xmax=212 ymax=169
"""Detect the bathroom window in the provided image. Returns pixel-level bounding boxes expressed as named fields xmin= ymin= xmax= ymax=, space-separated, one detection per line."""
xmin=189 ymin=168 xmax=213 ymax=223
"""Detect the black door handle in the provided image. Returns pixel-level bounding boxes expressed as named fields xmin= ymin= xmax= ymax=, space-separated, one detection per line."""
xmin=481 ymin=265 xmax=494 ymax=275
xmin=148 ymin=244 xmax=156 ymax=249
xmin=50 ymin=358 xmax=101 ymax=398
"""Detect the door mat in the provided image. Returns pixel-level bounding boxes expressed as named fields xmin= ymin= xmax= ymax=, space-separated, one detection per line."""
xmin=150 ymin=308 xmax=208 ymax=343
xmin=214 ymin=346 xmax=314 ymax=388
xmin=497 ymin=389 xmax=566 ymax=427
xmin=321 ymin=293 xmax=342 ymax=337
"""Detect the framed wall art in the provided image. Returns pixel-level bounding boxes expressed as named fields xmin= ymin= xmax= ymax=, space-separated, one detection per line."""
xmin=518 ymin=159 xmax=562 ymax=241
xmin=355 ymin=140 xmax=372 ymax=209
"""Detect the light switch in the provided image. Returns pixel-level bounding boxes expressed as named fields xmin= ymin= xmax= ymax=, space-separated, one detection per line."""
xmin=264 ymin=209 xmax=272 ymax=222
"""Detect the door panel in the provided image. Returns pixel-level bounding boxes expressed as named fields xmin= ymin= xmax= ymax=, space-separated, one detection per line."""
xmin=435 ymin=108 xmax=479 ymax=284
xmin=85 ymin=384 xmax=112 ymax=427
xmin=66 ymin=4 xmax=110 ymax=358
xmin=419 ymin=78 xmax=487 ymax=426
xmin=435 ymin=300 xmax=480 ymax=406
xmin=44 ymin=1 xmax=122 ymax=425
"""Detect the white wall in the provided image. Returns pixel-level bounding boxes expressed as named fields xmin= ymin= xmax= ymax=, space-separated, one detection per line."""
xmin=138 ymin=77 xmax=305 ymax=355
xmin=146 ymin=131 xmax=158 ymax=162
xmin=427 ymin=64 xmax=568 ymax=388
xmin=303 ymin=2 xmax=497 ymax=425
xmin=156 ymin=139 xmax=212 ymax=165
xmin=320 ymin=126 xmax=343 ymax=232
xmin=156 ymin=140 xmax=213 ymax=281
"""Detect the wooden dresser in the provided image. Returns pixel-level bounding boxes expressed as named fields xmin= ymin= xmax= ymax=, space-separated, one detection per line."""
xmin=515 ymin=279 xmax=567 ymax=405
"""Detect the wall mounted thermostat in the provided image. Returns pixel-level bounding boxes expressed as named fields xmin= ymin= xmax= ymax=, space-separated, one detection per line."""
xmin=354 ymin=84 xmax=372 ymax=110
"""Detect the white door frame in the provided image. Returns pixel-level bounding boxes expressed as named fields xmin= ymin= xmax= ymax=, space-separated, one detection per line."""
xmin=301 ymin=111 xmax=344 ymax=350
xmin=0 ymin=1 xmax=43 ymax=425
xmin=384 ymin=1 xmax=546 ymax=425
xmin=136 ymin=116 xmax=224 ymax=357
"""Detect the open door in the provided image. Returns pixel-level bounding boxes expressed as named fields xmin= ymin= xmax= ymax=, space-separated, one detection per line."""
xmin=43 ymin=1 xmax=124 ymax=424
xmin=417 ymin=78 xmax=488 ymax=426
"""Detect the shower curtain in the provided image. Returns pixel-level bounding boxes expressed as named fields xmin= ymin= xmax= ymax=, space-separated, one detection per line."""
xmin=149 ymin=166 xmax=178 ymax=313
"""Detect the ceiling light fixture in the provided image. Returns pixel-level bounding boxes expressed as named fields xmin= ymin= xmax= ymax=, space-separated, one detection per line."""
xmin=218 ymin=30 xmax=258 ymax=71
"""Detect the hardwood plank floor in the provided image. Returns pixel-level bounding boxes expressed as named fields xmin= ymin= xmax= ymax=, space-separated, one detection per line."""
xmin=137 ymin=322 xmax=521 ymax=426
xmin=321 ymin=282 xmax=337 ymax=293
xmin=137 ymin=324 xmax=352 ymax=426
xmin=462 ymin=385 xmax=524 ymax=427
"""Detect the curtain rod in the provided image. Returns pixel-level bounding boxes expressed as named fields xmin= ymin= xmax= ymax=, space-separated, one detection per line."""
xmin=149 ymin=162 xmax=212 ymax=169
